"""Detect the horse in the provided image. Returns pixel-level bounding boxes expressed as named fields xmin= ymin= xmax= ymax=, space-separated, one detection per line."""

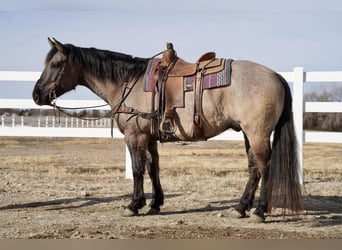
xmin=32 ymin=38 xmax=303 ymax=222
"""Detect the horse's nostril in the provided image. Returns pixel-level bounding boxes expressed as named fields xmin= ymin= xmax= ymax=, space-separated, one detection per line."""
xmin=33 ymin=94 xmax=40 ymax=104
xmin=33 ymin=88 xmax=41 ymax=104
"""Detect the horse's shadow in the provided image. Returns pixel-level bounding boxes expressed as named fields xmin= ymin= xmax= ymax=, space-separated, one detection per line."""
xmin=0 ymin=193 xmax=234 ymax=213
xmin=0 ymin=194 xmax=131 ymax=211
xmin=159 ymin=195 xmax=342 ymax=228
xmin=0 ymin=193 xmax=340 ymax=227
xmin=264 ymin=195 xmax=342 ymax=227
xmin=0 ymin=195 xmax=236 ymax=218
xmin=156 ymin=194 xmax=342 ymax=228
xmin=302 ymin=195 xmax=342 ymax=227
xmin=157 ymin=199 xmax=239 ymax=216
xmin=0 ymin=193 xmax=183 ymax=211
xmin=304 ymin=195 xmax=342 ymax=214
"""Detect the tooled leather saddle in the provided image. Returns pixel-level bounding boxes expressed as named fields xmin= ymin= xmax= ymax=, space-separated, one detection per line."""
xmin=143 ymin=43 xmax=233 ymax=142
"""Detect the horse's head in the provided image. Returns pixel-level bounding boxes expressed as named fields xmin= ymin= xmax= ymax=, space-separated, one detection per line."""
xmin=33 ymin=38 xmax=80 ymax=106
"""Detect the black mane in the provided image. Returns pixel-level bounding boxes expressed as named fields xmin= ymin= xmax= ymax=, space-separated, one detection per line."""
xmin=45 ymin=44 xmax=149 ymax=83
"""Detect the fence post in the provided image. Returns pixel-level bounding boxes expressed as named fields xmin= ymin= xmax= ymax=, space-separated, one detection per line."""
xmin=12 ymin=114 xmax=15 ymax=128
xmin=125 ymin=145 xmax=133 ymax=179
xmin=292 ymin=67 xmax=304 ymax=184
xmin=1 ymin=116 xmax=4 ymax=128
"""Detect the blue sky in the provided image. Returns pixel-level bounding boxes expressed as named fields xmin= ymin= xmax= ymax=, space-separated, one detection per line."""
xmin=0 ymin=0 xmax=342 ymax=98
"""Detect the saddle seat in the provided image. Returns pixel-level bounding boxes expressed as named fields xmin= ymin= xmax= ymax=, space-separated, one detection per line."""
xmin=166 ymin=52 xmax=224 ymax=77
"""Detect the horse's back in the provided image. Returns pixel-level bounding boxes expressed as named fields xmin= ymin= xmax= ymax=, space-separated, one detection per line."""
xmin=229 ymin=60 xmax=285 ymax=110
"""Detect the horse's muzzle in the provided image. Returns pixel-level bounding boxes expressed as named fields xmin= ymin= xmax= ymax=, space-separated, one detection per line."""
xmin=32 ymin=87 xmax=42 ymax=105
xmin=32 ymin=81 xmax=49 ymax=106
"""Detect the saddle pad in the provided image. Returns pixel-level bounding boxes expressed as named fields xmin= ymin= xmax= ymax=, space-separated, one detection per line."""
xmin=184 ymin=59 xmax=233 ymax=91
xmin=143 ymin=58 xmax=161 ymax=92
xmin=143 ymin=58 xmax=233 ymax=92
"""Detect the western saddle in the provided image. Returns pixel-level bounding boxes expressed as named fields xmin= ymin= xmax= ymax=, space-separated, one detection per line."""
xmin=151 ymin=43 xmax=227 ymax=141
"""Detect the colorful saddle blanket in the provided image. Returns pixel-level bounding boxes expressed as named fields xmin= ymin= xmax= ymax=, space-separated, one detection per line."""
xmin=143 ymin=58 xmax=233 ymax=92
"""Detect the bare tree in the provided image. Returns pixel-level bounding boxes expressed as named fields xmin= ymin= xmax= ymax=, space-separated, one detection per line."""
xmin=304 ymin=84 xmax=342 ymax=132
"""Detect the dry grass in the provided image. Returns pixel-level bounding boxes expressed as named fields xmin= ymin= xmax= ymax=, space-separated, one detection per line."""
xmin=0 ymin=137 xmax=341 ymax=239
xmin=303 ymin=143 xmax=342 ymax=181
xmin=2 ymin=137 xmax=341 ymax=179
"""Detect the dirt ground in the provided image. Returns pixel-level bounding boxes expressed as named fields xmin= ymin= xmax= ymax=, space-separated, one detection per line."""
xmin=0 ymin=137 xmax=341 ymax=239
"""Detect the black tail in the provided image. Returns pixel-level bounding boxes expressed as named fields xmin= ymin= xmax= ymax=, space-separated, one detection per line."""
xmin=267 ymin=74 xmax=304 ymax=213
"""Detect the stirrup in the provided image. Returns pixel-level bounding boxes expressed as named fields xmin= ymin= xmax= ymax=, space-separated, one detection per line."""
xmin=159 ymin=114 xmax=176 ymax=134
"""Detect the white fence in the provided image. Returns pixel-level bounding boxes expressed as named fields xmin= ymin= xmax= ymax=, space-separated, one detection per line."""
xmin=0 ymin=69 xmax=341 ymax=179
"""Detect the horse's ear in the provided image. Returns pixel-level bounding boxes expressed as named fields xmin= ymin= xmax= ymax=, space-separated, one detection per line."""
xmin=52 ymin=37 xmax=67 ymax=54
xmin=48 ymin=37 xmax=55 ymax=47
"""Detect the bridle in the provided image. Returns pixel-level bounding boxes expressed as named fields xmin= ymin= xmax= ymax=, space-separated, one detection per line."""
xmin=48 ymin=62 xmax=66 ymax=105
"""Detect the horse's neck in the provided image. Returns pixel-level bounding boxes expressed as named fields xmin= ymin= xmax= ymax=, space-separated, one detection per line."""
xmin=81 ymin=73 xmax=122 ymax=106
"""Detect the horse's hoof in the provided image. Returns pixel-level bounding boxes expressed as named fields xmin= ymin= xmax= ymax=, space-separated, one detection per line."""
xmin=231 ymin=208 xmax=246 ymax=218
xmin=146 ymin=207 xmax=160 ymax=215
xmin=250 ymin=213 xmax=265 ymax=223
xmin=122 ymin=208 xmax=138 ymax=217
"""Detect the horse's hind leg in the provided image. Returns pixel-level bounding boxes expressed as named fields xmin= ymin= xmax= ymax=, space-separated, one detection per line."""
xmin=146 ymin=140 xmax=164 ymax=215
xmin=247 ymin=134 xmax=271 ymax=222
xmin=234 ymin=133 xmax=261 ymax=218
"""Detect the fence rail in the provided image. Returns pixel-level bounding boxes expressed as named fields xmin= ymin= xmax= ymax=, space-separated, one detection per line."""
xmin=0 ymin=98 xmax=111 ymax=110
xmin=1 ymin=69 xmax=341 ymax=179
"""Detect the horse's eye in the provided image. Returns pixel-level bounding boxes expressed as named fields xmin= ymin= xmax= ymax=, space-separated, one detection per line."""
xmin=51 ymin=61 xmax=62 ymax=68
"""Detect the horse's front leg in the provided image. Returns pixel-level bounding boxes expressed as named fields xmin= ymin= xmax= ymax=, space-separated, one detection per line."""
xmin=123 ymin=135 xmax=148 ymax=216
